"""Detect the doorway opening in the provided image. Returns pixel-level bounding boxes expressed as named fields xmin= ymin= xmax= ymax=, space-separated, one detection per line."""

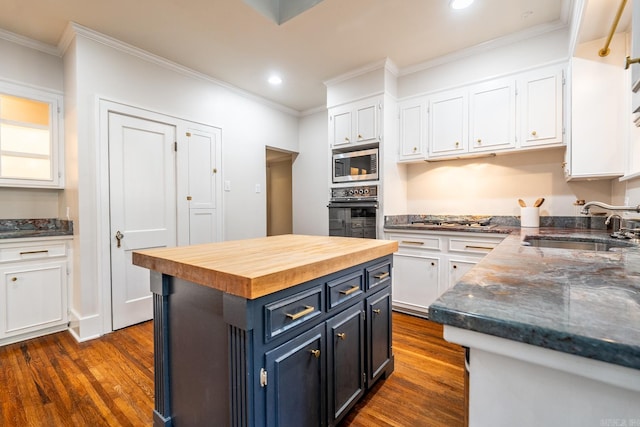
xmin=266 ymin=148 xmax=295 ymax=236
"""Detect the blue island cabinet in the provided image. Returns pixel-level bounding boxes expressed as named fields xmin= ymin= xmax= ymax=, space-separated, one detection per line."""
xmin=150 ymin=255 xmax=394 ymax=427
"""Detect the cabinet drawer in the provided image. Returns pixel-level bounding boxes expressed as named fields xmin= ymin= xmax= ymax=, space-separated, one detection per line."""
xmin=388 ymin=233 xmax=441 ymax=253
xmin=366 ymin=260 xmax=392 ymax=291
xmin=327 ymin=271 xmax=364 ymax=311
xmin=0 ymin=242 xmax=67 ymax=263
xmin=448 ymin=236 xmax=502 ymax=255
xmin=264 ymin=286 xmax=323 ymax=341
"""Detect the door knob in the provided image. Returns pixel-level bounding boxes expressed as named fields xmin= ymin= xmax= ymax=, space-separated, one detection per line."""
xmin=115 ymin=230 xmax=124 ymax=248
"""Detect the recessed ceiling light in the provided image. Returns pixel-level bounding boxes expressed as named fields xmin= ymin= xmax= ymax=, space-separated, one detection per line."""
xmin=450 ymin=0 xmax=474 ymax=10
xmin=268 ymin=75 xmax=283 ymax=85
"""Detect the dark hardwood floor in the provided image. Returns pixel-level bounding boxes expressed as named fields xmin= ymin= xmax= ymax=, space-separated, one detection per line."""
xmin=0 ymin=312 xmax=465 ymax=426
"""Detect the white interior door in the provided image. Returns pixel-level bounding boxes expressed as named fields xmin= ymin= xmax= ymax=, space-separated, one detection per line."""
xmin=109 ymin=112 xmax=176 ymax=330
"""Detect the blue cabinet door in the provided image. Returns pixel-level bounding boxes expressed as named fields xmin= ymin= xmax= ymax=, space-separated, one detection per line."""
xmin=326 ymin=303 xmax=365 ymax=425
xmin=264 ymin=323 xmax=326 ymax=427
xmin=367 ymin=287 xmax=392 ymax=386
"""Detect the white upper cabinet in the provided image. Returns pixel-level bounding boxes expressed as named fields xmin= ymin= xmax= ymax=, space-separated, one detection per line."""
xmin=565 ymin=58 xmax=625 ymax=180
xmin=0 ymin=81 xmax=64 ymax=188
xmin=428 ymin=89 xmax=468 ymax=157
xmin=518 ymin=64 xmax=564 ymax=148
xmin=469 ymin=77 xmax=516 ymax=153
xmin=398 ymin=97 xmax=427 ymax=161
xmin=399 ymin=63 xmax=565 ymax=163
xmin=329 ymin=96 xmax=381 ymax=148
xmin=631 ymin=0 xmax=640 ymax=115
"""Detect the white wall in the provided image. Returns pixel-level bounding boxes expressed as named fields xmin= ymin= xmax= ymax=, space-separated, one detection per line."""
xmin=406 ymin=148 xmax=612 ymax=216
xmin=0 ymin=38 xmax=63 ymax=218
xmin=59 ymin=28 xmax=300 ymax=338
xmin=293 ymin=110 xmax=329 ymax=236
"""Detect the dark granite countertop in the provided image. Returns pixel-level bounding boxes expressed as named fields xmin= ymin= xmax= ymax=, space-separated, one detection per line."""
xmin=0 ymin=219 xmax=73 ymax=240
xmin=428 ymin=228 xmax=640 ymax=370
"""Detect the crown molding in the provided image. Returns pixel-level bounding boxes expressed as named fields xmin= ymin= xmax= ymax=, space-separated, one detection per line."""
xmin=324 ymin=58 xmax=398 ymax=87
xmin=0 ymin=28 xmax=60 ymax=57
xmin=399 ymin=19 xmax=569 ymax=77
xmin=59 ymin=22 xmax=301 ymax=116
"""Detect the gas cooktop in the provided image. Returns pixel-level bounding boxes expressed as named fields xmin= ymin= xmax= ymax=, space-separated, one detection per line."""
xmin=409 ymin=218 xmax=495 ymax=228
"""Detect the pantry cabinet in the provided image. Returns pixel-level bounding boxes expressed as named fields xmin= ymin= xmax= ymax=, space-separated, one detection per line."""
xmin=0 ymin=238 xmax=70 ymax=345
xmin=385 ymin=230 xmax=504 ymax=317
xmin=329 ymin=97 xmax=381 ymax=148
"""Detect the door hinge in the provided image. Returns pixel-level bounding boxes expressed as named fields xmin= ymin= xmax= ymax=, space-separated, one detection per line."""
xmin=361 ymin=310 xmax=366 ymax=321
xmin=260 ymin=368 xmax=267 ymax=387
xmin=174 ymin=141 xmax=177 ymax=152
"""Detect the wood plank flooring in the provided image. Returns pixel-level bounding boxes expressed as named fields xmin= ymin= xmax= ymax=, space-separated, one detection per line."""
xmin=0 ymin=313 xmax=465 ymax=426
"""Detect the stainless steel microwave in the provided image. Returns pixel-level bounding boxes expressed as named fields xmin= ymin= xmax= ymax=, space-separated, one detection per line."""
xmin=332 ymin=148 xmax=379 ymax=183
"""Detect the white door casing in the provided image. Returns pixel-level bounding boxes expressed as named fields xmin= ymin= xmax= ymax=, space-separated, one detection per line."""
xmin=109 ymin=112 xmax=177 ymax=330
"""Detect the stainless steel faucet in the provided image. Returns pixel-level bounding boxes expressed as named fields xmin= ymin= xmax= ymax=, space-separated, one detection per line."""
xmin=580 ymin=201 xmax=640 ymax=215
xmin=605 ymin=213 xmax=624 ymax=236
xmin=605 ymin=213 xmax=623 ymax=225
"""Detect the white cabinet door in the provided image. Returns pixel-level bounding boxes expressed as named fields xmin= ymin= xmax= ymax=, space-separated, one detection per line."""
xmin=331 ymin=109 xmax=352 ymax=147
xmin=0 ymin=260 xmax=66 ymax=338
xmin=566 ymin=57 xmax=624 ymax=179
xmin=0 ymin=82 xmax=64 ymax=189
xmin=429 ymin=89 xmax=468 ymax=157
xmin=469 ymin=78 xmax=516 ymax=152
xmin=354 ymin=102 xmax=378 ymax=144
xmin=631 ymin=0 xmax=640 ymax=114
xmin=392 ymin=254 xmax=440 ymax=315
xmin=519 ymin=65 xmax=564 ymax=147
xmin=446 ymin=258 xmax=477 ymax=292
xmin=398 ymin=98 xmax=427 ymax=161
xmin=329 ymin=97 xmax=381 ymax=148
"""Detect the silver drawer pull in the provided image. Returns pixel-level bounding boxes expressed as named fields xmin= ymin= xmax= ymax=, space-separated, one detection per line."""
xmin=465 ymin=245 xmax=493 ymax=251
xmin=340 ymin=286 xmax=360 ymax=296
xmin=373 ymin=272 xmax=390 ymax=280
xmin=19 ymin=250 xmax=49 ymax=255
xmin=400 ymin=240 xmax=424 ymax=245
xmin=285 ymin=305 xmax=314 ymax=320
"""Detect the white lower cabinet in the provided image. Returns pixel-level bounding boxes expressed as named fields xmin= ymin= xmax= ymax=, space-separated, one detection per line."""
xmin=393 ymin=254 xmax=440 ymax=314
xmin=386 ymin=230 xmax=504 ymax=317
xmin=0 ymin=238 xmax=70 ymax=345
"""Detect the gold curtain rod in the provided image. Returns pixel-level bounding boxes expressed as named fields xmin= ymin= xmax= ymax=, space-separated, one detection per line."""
xmin=599 ymin=0 xmax=627 ymax=57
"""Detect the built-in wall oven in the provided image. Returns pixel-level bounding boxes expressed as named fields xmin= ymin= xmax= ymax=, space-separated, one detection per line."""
xmin=328 ymin=185 xmax=378 ymax=239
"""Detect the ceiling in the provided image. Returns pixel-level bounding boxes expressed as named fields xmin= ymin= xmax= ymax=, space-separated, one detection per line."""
xmin=0 ymin=0 xmax=632 ymax=113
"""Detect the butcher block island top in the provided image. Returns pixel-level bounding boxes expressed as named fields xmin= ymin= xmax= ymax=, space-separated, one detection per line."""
xmin=132 ymin=234 xmax=398 ymax=299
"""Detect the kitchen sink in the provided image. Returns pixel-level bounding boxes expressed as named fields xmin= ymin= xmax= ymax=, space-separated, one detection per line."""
xmin=522 ymin=237 xmax=633 ymax=252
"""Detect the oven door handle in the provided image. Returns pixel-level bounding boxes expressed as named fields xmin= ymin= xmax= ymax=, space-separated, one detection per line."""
xmin=327 ymin=202 xmax=378 ymax=209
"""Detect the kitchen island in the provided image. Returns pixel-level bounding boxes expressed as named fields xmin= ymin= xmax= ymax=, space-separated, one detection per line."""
xmin=429 ymin=228 xmax=640 ymax=426
xmin=133 ymin=234 xmax=397 ymax=427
